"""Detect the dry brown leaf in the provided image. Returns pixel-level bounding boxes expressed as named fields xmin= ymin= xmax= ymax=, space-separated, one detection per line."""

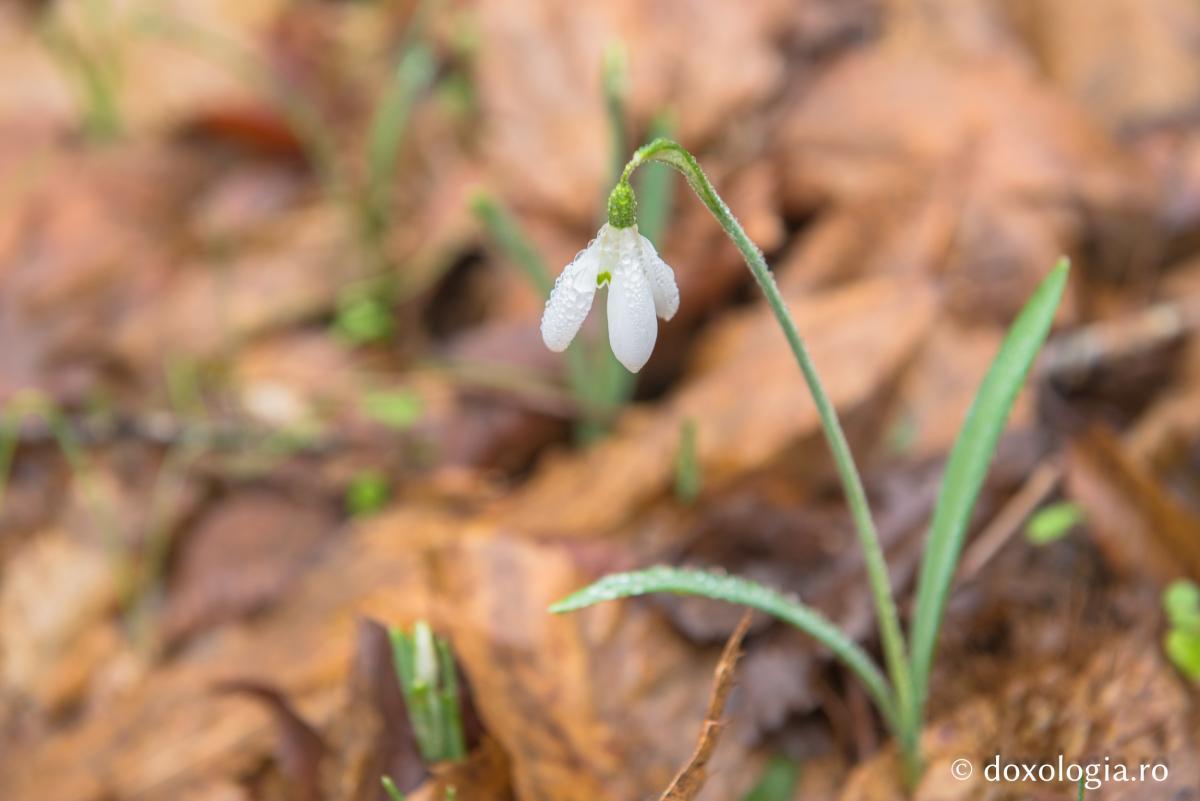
xmin=474 ymin=0 xmax=793 ymax=223
xmin=213 ymin=680 xmax=325 ymax=801
xmin=659 ymin=611 xmax=750 ymax=801
xmin=1065 ymin=426 xmax=1200 ymax=583
xmin=1006 ymin=0 xmax=1200 ymax=131
xmin=0 ymin=530 xmax=119 ymax=714
xmin=435 ymin=535 xmax=758 ymax=801
xmin=0 ymin=507 xmax=451 ymax=800
xmin=161 ymin=489 xmax=337 ymax=648
xmin=777 ymin=44 xmax=1151 ymax=320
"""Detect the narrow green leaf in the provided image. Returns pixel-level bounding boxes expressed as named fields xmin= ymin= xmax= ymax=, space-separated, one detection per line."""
xmin=550 ymin=566 xmax=898 ymax=729
xmin=910 ymin=259 xmax=1069 ymax=710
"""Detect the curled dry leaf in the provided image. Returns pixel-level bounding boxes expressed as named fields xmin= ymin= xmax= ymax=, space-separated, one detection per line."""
xmin=659 ymin=611 xmax=751 ymax=801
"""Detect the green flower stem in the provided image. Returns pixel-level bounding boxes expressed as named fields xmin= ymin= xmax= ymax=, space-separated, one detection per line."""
xmin=620 ymin=139 xmax=917 ymax=756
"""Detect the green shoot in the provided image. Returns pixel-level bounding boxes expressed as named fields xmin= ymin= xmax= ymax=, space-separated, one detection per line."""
xmin=381 ymin=776 xmax=406 ymax=801
xmin=1164 ymin=580 xmax=1200 ymax=680
xmin=744 ymin=756 xmax=800 ymax=801
xmin=346 ymin=471 xmax=390 ymax=517
xmin=389 ymin=622 xmax=467 ymax=763
xmin=674 ymin=418 xmax=702 ymax=504
xmin=1024 ymin=501 xmax=1083 ymax=546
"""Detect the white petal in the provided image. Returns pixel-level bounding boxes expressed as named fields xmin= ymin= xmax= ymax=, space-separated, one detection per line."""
xmin=540 ymin=238 xmax=602 ymax=352
xmin=607 ymin=251 xmax=658 ymax=373
xmin=637 ymin=233 xmax=680 ymax=320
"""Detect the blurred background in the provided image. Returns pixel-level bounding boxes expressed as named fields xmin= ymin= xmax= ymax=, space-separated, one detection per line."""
xmin=1 ymin=0 xmax=1199 ymax=799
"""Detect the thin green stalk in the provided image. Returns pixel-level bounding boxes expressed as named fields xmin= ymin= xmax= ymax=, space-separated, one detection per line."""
xmin=619 ymin=138 xmax=917 ymax=766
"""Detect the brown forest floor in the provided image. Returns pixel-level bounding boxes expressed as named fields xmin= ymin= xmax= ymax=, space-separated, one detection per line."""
xmin=1 ymin=1 xmax=1200 ymax=800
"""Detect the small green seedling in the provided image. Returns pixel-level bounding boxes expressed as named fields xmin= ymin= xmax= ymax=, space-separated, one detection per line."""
xmin=1025 ymin=501 xmax=1083 ymax=546
xmin=548 ymin=137 xmax=1070 ymax=787
xmin=346 ymin=471 xmax=390 ymax=517
xmin=389 ymin=622 xmax=467 ymax=764
xmin=334 ymin=286 xmax=395 ymax=345
xmin=743 ymin=755 xmax=800 ymax=801
xmin=1164 ymin=579 xmax=1200 ymax=680
xmin=362 ymin=390 xmax=424 ymax=431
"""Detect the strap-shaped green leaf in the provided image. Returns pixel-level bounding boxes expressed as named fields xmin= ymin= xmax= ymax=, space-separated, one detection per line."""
xmin=909 ymin=260 xmax=1070 ymax=711
xmin=550 ymin=565 xmax=898 ymax=729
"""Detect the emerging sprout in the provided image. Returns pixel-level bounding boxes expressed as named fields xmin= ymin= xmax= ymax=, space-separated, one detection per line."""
xmin=539 ymin=181 xmax=679 ymax=373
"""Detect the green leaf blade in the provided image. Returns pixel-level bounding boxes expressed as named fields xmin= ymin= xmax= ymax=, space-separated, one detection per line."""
xmin=550 ymin=566 xmax=898 ymax=729
xmin=909 ymin=259 xmax=1070 ymax=708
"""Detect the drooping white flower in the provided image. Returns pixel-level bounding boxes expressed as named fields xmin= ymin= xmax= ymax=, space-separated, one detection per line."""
xmin=540 ymin=211 xmax=679 ymax=373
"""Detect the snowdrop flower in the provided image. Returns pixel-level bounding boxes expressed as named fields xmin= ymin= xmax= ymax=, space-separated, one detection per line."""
xmin=540 ymin=181 xmax=679 ymax=372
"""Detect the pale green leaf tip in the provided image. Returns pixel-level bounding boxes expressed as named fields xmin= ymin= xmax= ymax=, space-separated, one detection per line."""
xmin=548 ymin=593 xmax=586 ymax=614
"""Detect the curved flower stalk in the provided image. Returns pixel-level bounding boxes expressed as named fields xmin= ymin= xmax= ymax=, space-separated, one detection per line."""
xmin=540 ymin=183 xmax=680 ymax=373
xmin=547 ymin=137 xmax=1071 ymax=789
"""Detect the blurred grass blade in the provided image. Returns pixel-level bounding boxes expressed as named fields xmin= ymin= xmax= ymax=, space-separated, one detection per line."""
xmin=909 ymin=259 xmax=1069 ymax=709
xmin=550 ymin=566 xmax=898 ymax=729
xmin=470 ymin=192 xmax=553 ymax=295
xmin=0 ymin=406 xmax=19 ymax=516
xmin=602 ymin=41 xmax=628 ymax=183
xmin=674 ymin=418 xmax=702 ymax=504
xmin=366 ymin=43 xmax=437 ymax=228
xmin=472 ymin=191 xmax=616 ymax=441
xmin=635 ymin=113 xmax=675 ymax=245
